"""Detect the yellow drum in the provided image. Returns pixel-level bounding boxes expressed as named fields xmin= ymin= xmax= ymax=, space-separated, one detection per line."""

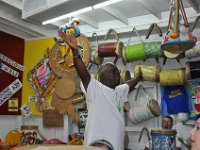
xmin=134 ymin=65 xmax=160 ymax=82
xmin=160 ymin=68 xmax=186 ymax=86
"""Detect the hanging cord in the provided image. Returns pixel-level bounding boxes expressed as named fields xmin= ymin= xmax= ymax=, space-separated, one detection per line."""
xmin=179 ymin=0 xmax=189 ymax=28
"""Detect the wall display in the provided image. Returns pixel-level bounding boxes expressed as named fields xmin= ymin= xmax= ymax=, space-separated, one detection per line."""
xmin=0 ymin=31 xmax=24 ymax=115
xmin=27 ymin=57 xmax=57 ymax=112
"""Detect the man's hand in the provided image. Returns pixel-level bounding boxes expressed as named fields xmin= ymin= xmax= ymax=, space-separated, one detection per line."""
xmin=57 ymin=29 xmax=78 ymax=51
xmin=136 ymin=67 xmax=143 ymax=80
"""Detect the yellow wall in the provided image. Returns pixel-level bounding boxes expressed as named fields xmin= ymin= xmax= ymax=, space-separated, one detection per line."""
xmin=22 ymin=37 xmax=56 ymax=115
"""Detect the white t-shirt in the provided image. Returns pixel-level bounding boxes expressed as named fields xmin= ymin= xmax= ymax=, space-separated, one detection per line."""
xmin=80 ymin=78 xmax=129 ymax=150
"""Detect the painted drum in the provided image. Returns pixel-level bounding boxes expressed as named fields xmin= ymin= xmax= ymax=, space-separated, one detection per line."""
xmin=134 ymin=65 xmax=160 ymax=82
xmin=160 ymin=68 xmax=186 ymax=86
xmin=124 ymin=43 xmax=146 ymax=62
xmin=185 ymin=60 xmax=200 ymax=80
xmin=151 ymin=129 xmax=176 ymax=150
xmin=144 ymin=41 xmax=162 ymax=58
xmin=98 ymin=42 xmax=123 ymax=58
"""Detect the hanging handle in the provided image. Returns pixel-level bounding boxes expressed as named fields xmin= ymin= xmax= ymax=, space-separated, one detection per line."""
xmin=91 ymin=32 xmax=99 ymax=46
xmin=138 ymin=127 xmax=151 ymax=142
xmin=190 ymin=16 xmax=200 ymax=32
xmin=104 ymin=28 xmax=119 ymax=41
xmin=127 ymin=27 xmax=143 ymax=46
xmin=145 ymin=23 xmax=163 ymax=39
xmin=134 ymin=84 xmax=149 ymax=101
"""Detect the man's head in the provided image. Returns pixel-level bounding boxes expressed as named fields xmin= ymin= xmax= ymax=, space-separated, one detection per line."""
xmin=98 ymin=62 xmax=120 ymax=89
xmin=162 ymin=116 xmax=173 ymax=129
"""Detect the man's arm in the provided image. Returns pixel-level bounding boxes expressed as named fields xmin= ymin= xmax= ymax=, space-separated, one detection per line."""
xmin=57 ymin=30 xmax=90 ymax=90
xmin=126 ymin=68 xmax=142 ymax=92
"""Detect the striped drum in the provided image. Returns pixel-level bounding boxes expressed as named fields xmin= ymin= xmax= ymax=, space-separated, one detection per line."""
xmin=160 ymin=68 xmax=186 ymax=86
xmin=134 ymin=65 xmax=160 ymax=82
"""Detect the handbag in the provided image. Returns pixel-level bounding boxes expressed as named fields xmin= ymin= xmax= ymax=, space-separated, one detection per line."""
xmin=128 ymin=84 xmax=160 ymax=124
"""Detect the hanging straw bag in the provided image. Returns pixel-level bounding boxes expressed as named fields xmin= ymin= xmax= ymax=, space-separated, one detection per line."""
xmin=128 ymin=84 xmax=160 ymax=124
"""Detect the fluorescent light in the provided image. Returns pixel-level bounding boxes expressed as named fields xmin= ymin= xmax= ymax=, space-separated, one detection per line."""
xmin=42 ymin=6 xmax=92 ymax=25
xmin=93 ymin=0 xmax=123 ymax=9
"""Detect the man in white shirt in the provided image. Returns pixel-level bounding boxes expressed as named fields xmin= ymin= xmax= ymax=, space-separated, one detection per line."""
xmin=58 ymin=30 xmax=142 ymax=150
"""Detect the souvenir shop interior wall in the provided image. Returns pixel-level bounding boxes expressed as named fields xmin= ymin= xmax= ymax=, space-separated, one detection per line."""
xmin=0 ymin=1 xmax=200 ymax=148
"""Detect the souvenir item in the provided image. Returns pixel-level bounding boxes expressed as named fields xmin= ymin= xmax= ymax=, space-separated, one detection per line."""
xmin=161 ymin=0 xmax=196 ymax=54
xmin=151 ymin=129 xmax=176 ymax=150
xmin=160 ymin=68 xmax=186 ymax=86
xmin=128 ymin=85 xmax=160 ymax=124
xmin=134 ymin=65 xmax=160 ymax=82
xmin=98 ymin=28 xmax=125 ymax=64
xmin=5 ymin=130 xmax=21 ymax=145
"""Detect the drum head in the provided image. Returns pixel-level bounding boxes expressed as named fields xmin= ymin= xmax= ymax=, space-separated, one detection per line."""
xmin=164 ymin=50 xmax=180 ymax=59
xmin=55 ymin=78 xmax=76 ymax=99
xmin=151 ymin=129 xmax=176 ymax=136
xmin=147 ymin=99 xmax=161 ymax=117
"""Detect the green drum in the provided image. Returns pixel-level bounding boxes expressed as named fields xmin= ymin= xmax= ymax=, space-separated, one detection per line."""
xmin=124 ymin=42 xmax=146 ymax=62
xmin=144 ymin=41 xmax=162 ymax=58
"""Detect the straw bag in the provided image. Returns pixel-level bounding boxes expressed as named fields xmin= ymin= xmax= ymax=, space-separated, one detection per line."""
xmin=128 ymin=84 xmax=160 ymax=124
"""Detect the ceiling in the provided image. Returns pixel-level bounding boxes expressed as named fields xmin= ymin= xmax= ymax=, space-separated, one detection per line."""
xmin=0 ymin=0 xmax=200 ymax=39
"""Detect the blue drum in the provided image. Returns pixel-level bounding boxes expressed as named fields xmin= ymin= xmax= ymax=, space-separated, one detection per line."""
xmin=151 ymin=129 xmax=176 ymax=150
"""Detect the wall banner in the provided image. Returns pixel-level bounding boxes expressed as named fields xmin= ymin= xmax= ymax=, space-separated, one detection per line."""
xmin=0 ymin=53 xmax=25 ymax=71
xmin=1 ymin=63 xmax=19 ymax=78
xmin=0 ymin=79 xmax=23 ymax=106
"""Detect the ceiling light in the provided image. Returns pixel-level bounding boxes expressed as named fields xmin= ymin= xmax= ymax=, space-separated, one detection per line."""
xmin=42 ymin=6 xmax=92 ymax=25
xmin=93 ymin=0 xmax=123 ymax=9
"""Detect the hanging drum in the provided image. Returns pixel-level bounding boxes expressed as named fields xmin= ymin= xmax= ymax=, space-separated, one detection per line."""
xmin=134 ymin=65 xmax=160 ymax=82
xmin=119 ymin=69 xmax=131 ymax=84
xmin=123 ymin=27 xmax=146 ymax=63
xmin=144 ymin=23 xmax=163 ymax=59
xmin=185 ymin=41 xmax=200 ymax=59
xmin=185 ymin=60 xmax=200 ymax=80
xmin=161 ymin=0 xmax=196 ymax=54
xmin=98 ymin=28 xmax=125 ymax=64
xmin=160 ymin=68 xmax=186 ymax=86
xmin=151 ymin=129 xmax=176 ymax=150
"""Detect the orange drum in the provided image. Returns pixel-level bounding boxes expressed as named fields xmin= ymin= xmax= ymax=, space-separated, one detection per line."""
xmin=160 ymin=68 xmax=186 ymax=86
xmin=134 ymin=65 xmax=160 ymax=82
